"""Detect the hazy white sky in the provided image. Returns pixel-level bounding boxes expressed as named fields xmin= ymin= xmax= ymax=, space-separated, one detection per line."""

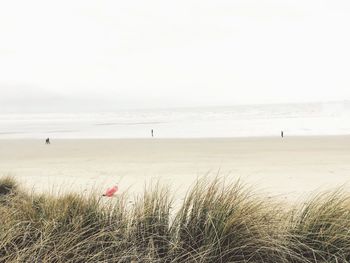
xmin=1 ymin=0 xmax=350 ymax=112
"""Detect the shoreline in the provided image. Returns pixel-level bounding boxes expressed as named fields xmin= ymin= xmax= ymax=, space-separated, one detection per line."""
xmin=1 ymin=134 xmax=350 ymax=140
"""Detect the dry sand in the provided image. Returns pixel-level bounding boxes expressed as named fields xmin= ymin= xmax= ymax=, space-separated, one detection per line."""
xmin=1 ymin=136 xmax=350 ymax=201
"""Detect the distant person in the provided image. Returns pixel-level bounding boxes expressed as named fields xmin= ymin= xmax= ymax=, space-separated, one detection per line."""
xmin=151 ymin=129 xmax=154 ymax=137
xmin=281 ymin=131 xmax=284 ymax=138
xmin=45 ymin=138 xmax=50 ymax=144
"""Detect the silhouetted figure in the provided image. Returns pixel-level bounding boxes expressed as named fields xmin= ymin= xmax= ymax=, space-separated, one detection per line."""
xmin=281 ymin=131 xmax=284 ymax=138
xmin=45 ymin=138 xmax=50 ymax=144
xmin=151 ymin=129 xmax=154 ymax=137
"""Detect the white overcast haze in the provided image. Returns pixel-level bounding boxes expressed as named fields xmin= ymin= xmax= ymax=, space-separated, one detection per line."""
xmin=1 ymin=0 xmax=350 ymax=112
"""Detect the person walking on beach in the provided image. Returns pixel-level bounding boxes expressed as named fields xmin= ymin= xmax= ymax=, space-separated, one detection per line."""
xmin=151 ymin=129 xmax=154 ymax=137
xmin=45 ymin=138 xmax=50 ymax=144
xmin=281 ymin=131 xmax=284 ymax=138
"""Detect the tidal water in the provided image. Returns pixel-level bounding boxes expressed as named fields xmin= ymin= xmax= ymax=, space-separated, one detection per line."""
xmin=1 ymin=101 xmax=349 ymax=138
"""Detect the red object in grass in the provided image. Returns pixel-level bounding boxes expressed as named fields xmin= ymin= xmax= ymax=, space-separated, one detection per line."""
xmin=103 ymin=185 xmax=118 ymax=197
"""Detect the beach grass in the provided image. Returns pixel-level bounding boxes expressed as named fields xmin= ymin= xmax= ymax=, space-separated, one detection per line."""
xmin=0 ymin=177 xmax=350 ymax=262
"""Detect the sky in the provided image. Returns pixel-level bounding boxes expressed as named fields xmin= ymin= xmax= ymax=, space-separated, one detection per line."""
xmin=1 ymin=0 xmax=350 ymax=112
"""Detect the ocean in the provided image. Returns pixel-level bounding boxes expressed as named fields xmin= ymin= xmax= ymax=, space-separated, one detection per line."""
xmin=1 ymin=101 xmax=349 ymax=139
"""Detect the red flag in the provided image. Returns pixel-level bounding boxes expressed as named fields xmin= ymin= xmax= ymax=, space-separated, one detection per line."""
xmin=103 ymin=185 xmax=118 ymax=197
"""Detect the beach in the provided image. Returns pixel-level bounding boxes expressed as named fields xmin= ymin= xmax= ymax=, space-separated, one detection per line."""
xmin=1 ymin=136 xmax=350 ymax=201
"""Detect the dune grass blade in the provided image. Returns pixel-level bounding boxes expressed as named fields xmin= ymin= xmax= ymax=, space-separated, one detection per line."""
xmin=1 ymin=176 xmax=350 ymax=262
xmin=287 ymin=191 xmax=350 ymax=262
xmin=0 ymin=176 xmax=18 ymax=197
